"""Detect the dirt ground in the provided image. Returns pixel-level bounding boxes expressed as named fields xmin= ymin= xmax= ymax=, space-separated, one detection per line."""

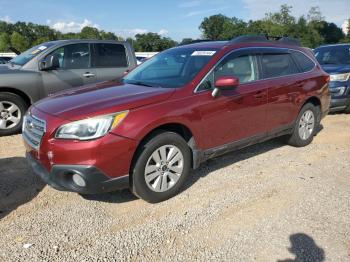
xmin=0 ymin=114 xmax=349 ymax=261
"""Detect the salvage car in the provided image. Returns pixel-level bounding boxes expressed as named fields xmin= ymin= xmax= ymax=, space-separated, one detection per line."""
xmin=23 ymin=35 xmax=331 ymax=203
xmin=0 ymin=39 xmax=137 ymax=135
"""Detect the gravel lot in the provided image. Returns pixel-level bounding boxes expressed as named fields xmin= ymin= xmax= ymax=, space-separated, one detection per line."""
xmin=0 ymin=114 xmax=349 ymax=261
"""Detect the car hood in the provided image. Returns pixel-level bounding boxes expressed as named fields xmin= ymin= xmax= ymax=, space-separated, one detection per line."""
xmin=321 ymin=64 xmax=350 ymax=74
xmin=34 ymin=81 xmax=176 ymax=121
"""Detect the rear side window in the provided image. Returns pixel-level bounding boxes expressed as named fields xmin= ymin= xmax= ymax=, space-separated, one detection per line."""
xmin=261 ymin=53 xmax=299 ymax=79
xmin=95 ymin=43 xmax=128 ymax=68
xmin=292 ymin=51 xmax=315 ymax=72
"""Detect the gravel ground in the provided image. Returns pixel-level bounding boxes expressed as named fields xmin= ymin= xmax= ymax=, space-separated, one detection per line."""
xmin=0 ymin=114 xmax=349 ymax=261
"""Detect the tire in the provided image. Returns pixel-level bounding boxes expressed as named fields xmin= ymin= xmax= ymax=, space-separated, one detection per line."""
xmin=0 ymin=92 xmax=28 ymax=136
xmin=286 ymin=103 xmax=320 ymax=147
xmin=131 ymin=131 xmax=191 ymax=203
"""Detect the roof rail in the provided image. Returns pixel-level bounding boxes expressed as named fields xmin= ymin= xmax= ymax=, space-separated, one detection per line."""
xmin=229 ymin=35 xmax=301 ymax=46
xmin=177 ymin=39 xmax=219 ymax=46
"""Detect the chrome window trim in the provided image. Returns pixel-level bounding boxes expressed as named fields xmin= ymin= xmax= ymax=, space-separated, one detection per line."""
xmin=193 ymin=47 xmax=317 ymax=94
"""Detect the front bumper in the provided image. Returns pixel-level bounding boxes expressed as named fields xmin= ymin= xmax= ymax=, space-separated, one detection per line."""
xmin=329 ymin=81 xmax=350 ymax=112
xmin=26 ymin=152 xmax=129 ymax=194
xmin=330 ymin=97 xmax=350 ymax=112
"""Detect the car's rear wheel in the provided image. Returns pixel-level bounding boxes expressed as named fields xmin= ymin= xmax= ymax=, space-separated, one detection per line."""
xmin=131 ymin=131 xmax=191 ymax=203
xmin=0 ymin=92 xmax=28 ymax=136
xmin=286 ymin=103 xmax=320 ymax=147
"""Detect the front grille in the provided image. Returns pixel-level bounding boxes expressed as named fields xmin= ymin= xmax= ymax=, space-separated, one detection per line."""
xmin=22 ymin=113 xmax=46 ymax=150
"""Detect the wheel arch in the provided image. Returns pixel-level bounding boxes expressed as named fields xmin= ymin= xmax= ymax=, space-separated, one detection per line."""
xmin=301 ymin=96 xmax=322 ymax=122
xmin=0 ymin=87 xmax=33 ymax=107
xmin=129 ymin=122 xmax=200 ymax=186
xmin=303 ymin=96 xmax=321 ymax=109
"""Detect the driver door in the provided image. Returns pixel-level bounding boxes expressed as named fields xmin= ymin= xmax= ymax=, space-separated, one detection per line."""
xmin=40 ymin=43 xmax=97 ymax=96
xmin=193 ymin=50 xmax=268 ymax=149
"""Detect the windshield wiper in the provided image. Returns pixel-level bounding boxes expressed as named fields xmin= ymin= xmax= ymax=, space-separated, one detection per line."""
xmin=126 ymin=80 xmax=161 ymax=88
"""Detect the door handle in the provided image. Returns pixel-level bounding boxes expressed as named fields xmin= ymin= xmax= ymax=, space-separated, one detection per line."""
xmin=83 ymin=72 xmax=95 ymax=78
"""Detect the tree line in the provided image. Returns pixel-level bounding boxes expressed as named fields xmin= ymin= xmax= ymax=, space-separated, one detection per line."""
xmin=0 ymin=5 xmax=349 ymax=53
xmin=198 ymin=5 xmax=349 ymax=48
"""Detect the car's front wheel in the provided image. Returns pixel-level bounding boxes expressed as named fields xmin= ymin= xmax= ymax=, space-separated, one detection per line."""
xmin=0 ymin=92 xmax=28 ymax=136
xmin=131 ymin=131 xmax=191 ymax=203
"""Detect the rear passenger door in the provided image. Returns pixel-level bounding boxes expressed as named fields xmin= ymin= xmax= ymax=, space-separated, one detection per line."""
xmin=258 ymin=50 xmax=300 ymax=132
xmin=93 ymin=43 xmax=129 ymax=82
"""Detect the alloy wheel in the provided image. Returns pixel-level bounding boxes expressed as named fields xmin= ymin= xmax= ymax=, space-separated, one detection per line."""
xmin=0 ymin=101 xmax=21 ymax=130
xmin=144 ymin=145 xmax=184 ymax=192
xmin=298 ymin=109 xmax=315 ymax=140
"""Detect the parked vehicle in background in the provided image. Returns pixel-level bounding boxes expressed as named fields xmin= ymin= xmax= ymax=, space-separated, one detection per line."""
xmin=0 ymin=56 xmax=13 ymax=64
xmin=314 ymin=44 xmax=350 ymax=113
xmin=0 ymin=39 xmax=137 ymax=135
xmin=23 ymin=35 xmax=330 ymax=203
xmin=136 ymin=56 xmax=148 ymax=65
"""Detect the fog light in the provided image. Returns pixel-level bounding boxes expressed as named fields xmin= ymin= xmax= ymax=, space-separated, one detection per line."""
xmin=72 ymin=174 xmax=86 ymax=187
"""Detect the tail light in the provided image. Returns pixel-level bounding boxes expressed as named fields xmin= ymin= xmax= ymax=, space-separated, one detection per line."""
xmin=324 ymin=75 xmax=330 ymax=83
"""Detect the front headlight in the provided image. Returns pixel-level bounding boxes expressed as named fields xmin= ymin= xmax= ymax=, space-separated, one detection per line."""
xmin=330 ymin=73 xmax=350 ymax=82
xmin=55 ymin=111 xmax=128 ymax=140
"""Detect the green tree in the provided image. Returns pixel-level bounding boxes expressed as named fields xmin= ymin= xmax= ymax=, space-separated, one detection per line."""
xmin=10 ymin=32 xmax=29 ymax=52
xmin=199 ymin=14 xmax=231 ymax=40
xmin=100 ymin=30 xmax=119 ymax=40
xmin=307 ymin=6 xmax=324 ymax=23
xmin=0 ymin=32 xmax=10 ymax=51
xmin=220 ymin=17 xmax=247 ymax=39
xmin=318 ymin=22 xmax=344 ymax=44
xmin=266 ymin=4 xmax=295 ymax=25
xmin=80 ymin=26 xmax=100 ymax=39
xmin=133 ymin=33 xmax=176 ymax=52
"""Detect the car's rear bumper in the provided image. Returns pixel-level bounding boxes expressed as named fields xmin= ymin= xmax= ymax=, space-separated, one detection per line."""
xmin=26 ymin=152 xmax=129 ymax=194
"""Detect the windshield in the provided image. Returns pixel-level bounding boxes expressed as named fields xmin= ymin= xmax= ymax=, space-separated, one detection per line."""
xmin=11 ymin=42 xmax=56 ymax=66
xmin=314 ymin=46 xmax=350 ymax=65
xmin=124 ymin=47 xmax=219 ymax=88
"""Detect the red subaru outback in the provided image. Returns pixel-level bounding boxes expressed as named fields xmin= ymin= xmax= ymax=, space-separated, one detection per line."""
xmin=23 ymin=36 xmax=330 ymax=202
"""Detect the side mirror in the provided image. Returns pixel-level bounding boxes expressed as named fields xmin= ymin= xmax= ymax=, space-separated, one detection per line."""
xmin=39 ymin=55 xmax=60 ymax=71
xmin=212 ymin=76 xmax=239 ymax=98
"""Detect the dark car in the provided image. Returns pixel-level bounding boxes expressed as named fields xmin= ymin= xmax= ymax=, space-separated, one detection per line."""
xmin=314 ymin=44 xmax=350 ymax=113
xmin=0 ymin=39 xmax=137 ymax=136
xmin=0 ymin=56 xmax=13 ymax=64
xmin=23 ymin=35 xmax=330 ymax=203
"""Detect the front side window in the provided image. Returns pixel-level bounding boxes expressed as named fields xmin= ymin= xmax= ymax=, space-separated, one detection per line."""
xmin=314 ymin=46 xmax=350 ymax=65
xmin=50 ymin=43 xmax=90 ymax=69
xmin=124 ymin=47 xmax=218 ymax=88
xmin=261 ymin=53 xmax=299 ymax=78
xmin=197 ymin=54 xmax=258 ymax=92
xmin=95 ymin=43 xmax=128 ymax=67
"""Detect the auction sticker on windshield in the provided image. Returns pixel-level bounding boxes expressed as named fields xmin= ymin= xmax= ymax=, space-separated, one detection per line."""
xmin=191 ymin=51 xmax=216 ymax=56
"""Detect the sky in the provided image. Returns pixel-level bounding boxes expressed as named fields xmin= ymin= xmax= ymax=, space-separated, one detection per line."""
xmin=0 ymin=0 xmax=349 ymax=41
